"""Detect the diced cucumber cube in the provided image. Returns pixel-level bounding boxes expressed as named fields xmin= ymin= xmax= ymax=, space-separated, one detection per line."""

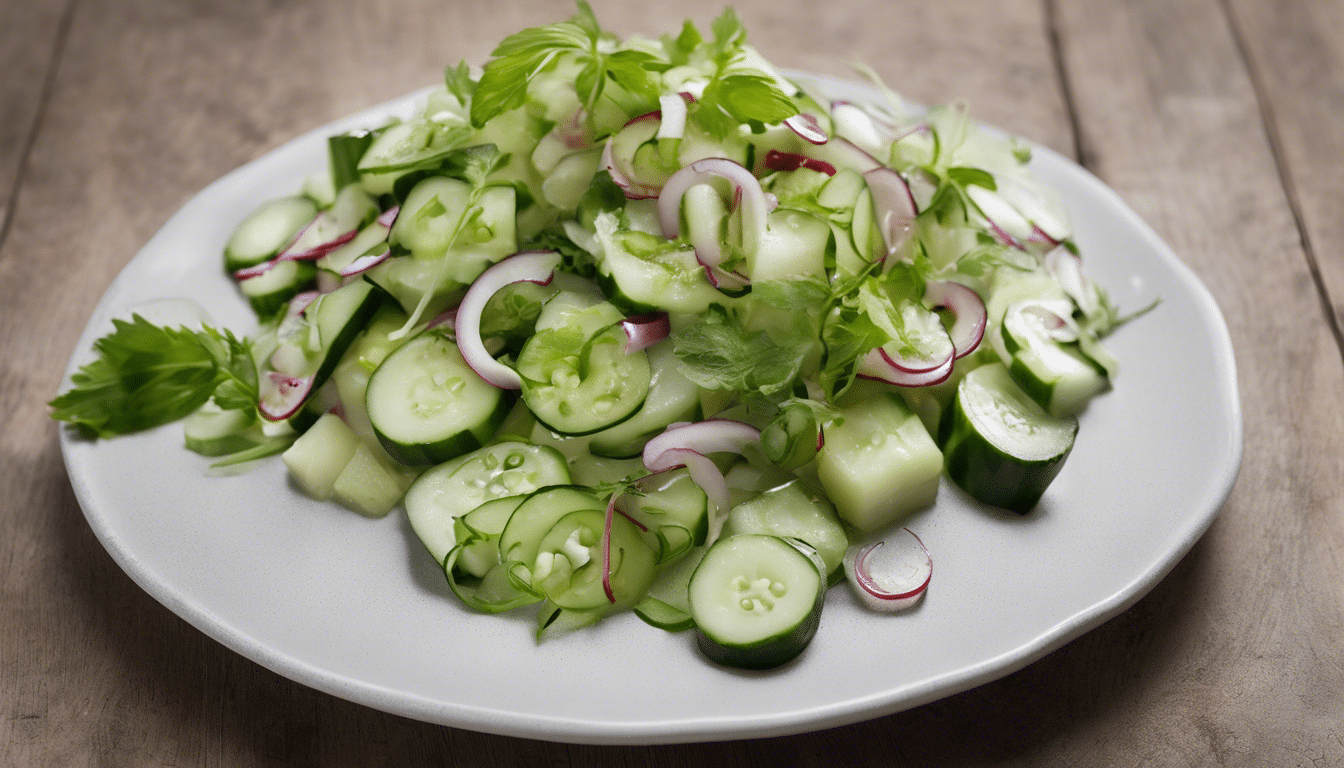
xmin=282 ymin=413 xmax=362 ymax=501
xmin=333 ymin=443 xmax=412 ymax=518
xmin=816 ymin=392 xmax=943 ymax=531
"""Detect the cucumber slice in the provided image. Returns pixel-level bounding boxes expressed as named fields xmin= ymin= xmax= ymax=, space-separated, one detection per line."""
xmin=940 ymin=362 xmax=1078 ymax=514
xmin=621 ymin=469 xmax=709 ymax=563
xmin=723 ymin=480 xmax=848 ymax=578
xmin=451 ymin=495 xmax=526 ymax=578
xmin=404 ymin=441 xmax=570 ymax=565
xmin=531 ymin=508 xmax=656 ymax=610
xmin=516 ymin=319 xmax=651 ymax=436
xmin=498 ymin=486 xmax=602 ymax=569
xmin=689 ymin=534 xmax=825 ymax=670
xmin=223 ymin=196 xmax=317 ymax=272
xmin=595 ymin=225 xmax=723 ymax=314
xmin=365 ymin=328 xmax=509 ymax=465
xmin=332 ymin=442 xmax=414 ymax=518
xmin=1001 ymin=300 xmax=1108 ymax=417
xmin=816 ymin=391 xmax=943 ymax=531
xmin=183 ymin=405 xmax=259 ymax=457
xmin=632 ymin=596 xmax=695 ymax=632
xmin=587 ymin=340 xmax=701 ymax=458
xmin=239 ymin=260 xmax=316 ymax=319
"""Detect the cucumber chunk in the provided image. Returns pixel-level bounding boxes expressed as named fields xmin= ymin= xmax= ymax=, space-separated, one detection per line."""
xmin=282 ymin=413 xmax=363 ymax=501
xmin=940 ymin=362 xmax=1077 ymax=514
xmin=365 ymin=328 xmax=509 ymax=465
xmin=689 ymin=534 xmax=825 ymax=670
xmin=816 ymin=392 xmax=943 ymax=531
xmin=723 ymin=480 xmax=849 ymax=578
xmin=332 ymin=442 xmax=414 ymax=518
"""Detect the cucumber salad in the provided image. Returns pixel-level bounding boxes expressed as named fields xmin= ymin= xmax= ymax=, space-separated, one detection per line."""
xmin=51 ymin=5 xmax=1142 ymax=670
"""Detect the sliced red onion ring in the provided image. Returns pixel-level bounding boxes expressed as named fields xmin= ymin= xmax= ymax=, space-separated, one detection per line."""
xmin=658 ymin=157 xmax=769 ymax=260
xmin=783 ymin=113 xmax=828 ymax=144
xmin=339 ymin=246 xmax=391 ymax=278
xmin=843 ymin=528 xmax=932 ymax=612
xmin=232 ymin=261 xmax=276 ymax=280
xmin=864 ymin=167 xmax=919 ymax=259
xmin=455 ymin=251 xmax=560 ymax=389
xmin=857 ymin=346 xmax=955 ymax=387
xmin=276 ymin=215 xmax=359 ymax=262
xmin=375 ymin=205 xmax=400 ymax=229
xmin=258 ymin=371 xmax=314 ymax=421
xmin=601 ymin=493 xmax=620 ymax=603
xmin=924 ymin=280 xmax=986 ymax=359
xmin=764 ymin=149 xmax=836 ymax=176
xmin=656 ymin=93 xmax=688 ymax=140
xmin=643 ymin=419 xmax=762 ymax=517
xmin=620 ymin=313 xmax=670 ymax=353
xmin=426 ymin=306 xmax=457 ymax=331
xmin=600 ymin=137 xmax=660 ymax=199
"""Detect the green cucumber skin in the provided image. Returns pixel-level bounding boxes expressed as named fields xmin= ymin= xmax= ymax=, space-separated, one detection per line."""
xmin=374 ymin=393 xmax=512 ymax=467
xmin=309 ymin=283 xmax=386 ymax=394
xmin=939 ymin=391 xmax=1077 ymax=515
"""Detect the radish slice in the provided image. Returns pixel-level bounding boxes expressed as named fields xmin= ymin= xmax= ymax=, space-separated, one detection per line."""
xmin=843 ymin=528 xmax=932 ymax=612
xmin=375 ymin=205 xmax=400 ymax=228
xmin=764 ymin=149 xmax=836 ymax=176
xmin=924 ymin=280 xmax=986 ymax=359
xmin=656 ymin=93 xmax=688 ymax=140
xmin=232 ymin=261 xmax=276 ymax=280
xmin=455 ymin=251 xmax=560 ymax=389
xmin=1045 ymin=247 xmax=1098 ymax=316
xmin=258 ymin=371 xmax=313 ymax=421
xmin=831 ymin=102 xmax=889 ymax=156
xmin=784 ymin=113 xmax=828 ymax=144
xmin=620 ymin=313 xmax=670 ymax=353
xmin=863 ymin=167 xmax=919 ymax=259
xmin=658 ymin=158 xmax=769 ymax=259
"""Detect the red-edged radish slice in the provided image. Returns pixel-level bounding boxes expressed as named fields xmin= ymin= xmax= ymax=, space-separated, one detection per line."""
xmin=863 ymin=167 xmax=919 ymax=259
xmin=764 ymin=149 xmax=836 ymax=176
xmin=276 ymin=213 xmax=359 ymax=262
xmin=232 ymin=261 xmax=276 ymax=280
xmin=258 ymin=371 xmax=314 ymax=421
xmin=375 ymin=205 xmax=400 ymax=228
xmin=784 ymin=113 xmax=828 ymax=144
xmin=843 ymin=528 xmax=932 ymax=612
xmin=455 ymin=251 xmax=560 ymax=389
xmin=620 ymin=313 xmax=670 ymax=353
xmin=831 ymin=101 xmax=889 ymax=156
xmin=658 ymin=158 xmax=769 ymax=259
xmin=965 ymin=184 xmax=1033 ymax=248
xmin=924 ymin=280 xmax=986 ymax=359
xmin=338 ymin=245 xmax=391 ymax=278
xmin=996 ymin=175 xmax=1069 ymax=244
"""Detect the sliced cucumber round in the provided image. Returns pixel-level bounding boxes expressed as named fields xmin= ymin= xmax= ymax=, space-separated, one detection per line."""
xmin=516 ymin=321 xmax=651 ymax=436
xmin=940 ymin=362 xmax=1078 ymax=514
xmin=365 ymin=328 xmax=509 ymax=466
xmin=689 ymin=534 xmax=825 ymax=670
xmin=223 ymin=196 xmax=317 ymax=272
xmin=723 ymin=480 xmax=849 ymax=579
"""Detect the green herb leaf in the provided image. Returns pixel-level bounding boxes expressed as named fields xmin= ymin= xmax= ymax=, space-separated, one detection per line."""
xmin=50 ymin=316 xmax=258 ymax=437
xmin=947 ymin=166 xmax=996 ymax=190
xmin=443 ymin=60 xmax=477 ymax=104
xmin=672 ymin=305 xmax=812 ymax=396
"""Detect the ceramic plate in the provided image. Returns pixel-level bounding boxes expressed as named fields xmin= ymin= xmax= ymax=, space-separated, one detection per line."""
xmin=59 ymin=76 xmax=1242 ymax=744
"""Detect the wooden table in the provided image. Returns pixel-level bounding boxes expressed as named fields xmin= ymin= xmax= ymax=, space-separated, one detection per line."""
xmin=3 ymin=0 xmax=1341 ymax=764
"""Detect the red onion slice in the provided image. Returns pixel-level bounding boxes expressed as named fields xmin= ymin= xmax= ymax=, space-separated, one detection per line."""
xmin=455 ymin=251 xmax=560 ymax=389
xmin=658 ymin=157 xmax=769 ymax=260
xmin=232 ymin=261 xmax=276 ymax=281
xmin=764 ymin=149 xmax=836 ymax=176
xmin=600 ymin=492 xmax=620 ymax=603
xmin=843 ymin=528 xmax=932 ymax=612
xmin=783 ymin=113 xmax=828 ymax=144
xmin=276 ymin=214 xmax=360 ymax=262
xmin=375 ymin=205 xmax=400 ymax=229
xmin=656 ymin=93 xmax=688 ymax=140
xmin=863 ymin=167 xmax=919 ymax=259
xmin=924 ymin=280 xmax=986 ymax=359
xmin=857 ymin=346 xmax=955 ymax=387
xmin=258 ymin=371 xmax=314 ymax=421
xmin=600 ymin=137 xmax=660 ymax=199
xmin=426 ymin=307 xmax=457 ymax=331
xmin=620 ymin=313 xmax=670 ymax=353
xmin=339 ymin=245 xmax=391 ymax=278
xmin=643 ymin=419 xmax=762 ymax=517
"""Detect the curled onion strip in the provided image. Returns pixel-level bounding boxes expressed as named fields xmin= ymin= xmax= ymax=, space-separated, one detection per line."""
xmin=620 ymin=313 xmax=670 ymax=353
xmin=454 ymin=251 xmax=560 ymax=389
xmin=844 ymin=528 xmax=932 ymax=612
xmin=863 ymin=167 xmax=919 ymax=259
xmin=657 ymin=158 xmax=769 ymax=261
xmin=924 ymin=280 xmax=987 ymax=359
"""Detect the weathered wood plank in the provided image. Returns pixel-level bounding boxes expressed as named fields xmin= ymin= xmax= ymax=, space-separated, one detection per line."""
xmin=1049 ymin=0 xmax=1344 ymax=765
xmin=0 ymin=0 xmax=71 ymax=240
xmin=1225 ymin=0 xmax=1344 ymax=351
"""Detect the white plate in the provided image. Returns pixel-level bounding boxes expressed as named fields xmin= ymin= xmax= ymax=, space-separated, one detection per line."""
xmin=59 ymin=76 xmax=1241 ymax=745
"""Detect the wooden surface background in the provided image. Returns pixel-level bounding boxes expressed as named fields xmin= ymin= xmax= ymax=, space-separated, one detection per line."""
xmin=3 ymin=0 xmax=1342 ymax=764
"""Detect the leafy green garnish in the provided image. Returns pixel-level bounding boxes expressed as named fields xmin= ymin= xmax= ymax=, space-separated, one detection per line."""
xmin=471 ymin=2 xmax=660 ymax=130
xmin=50 ymin=315 xmax=258 ymax=438
xmin=443 ymin=60 xmax=477 ymax=104
xmin=672 ymin=305 xmax=813 ymax=396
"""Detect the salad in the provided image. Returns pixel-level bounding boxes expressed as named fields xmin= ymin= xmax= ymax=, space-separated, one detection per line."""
xmin=51 ymin=4 xmax=1140 ymax=671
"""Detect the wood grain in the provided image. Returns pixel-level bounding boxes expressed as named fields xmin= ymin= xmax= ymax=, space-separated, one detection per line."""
xmin=2 ymin=0 xmax=1342 ymax=765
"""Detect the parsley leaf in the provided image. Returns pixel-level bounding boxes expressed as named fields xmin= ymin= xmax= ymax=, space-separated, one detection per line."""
xmin=50 ymin=316 xmax=257 ymax=437
xmin=443 ymin=60 xmax=477 ymax=104
xmin=672 ymin=305 xmax=813 ymax=396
